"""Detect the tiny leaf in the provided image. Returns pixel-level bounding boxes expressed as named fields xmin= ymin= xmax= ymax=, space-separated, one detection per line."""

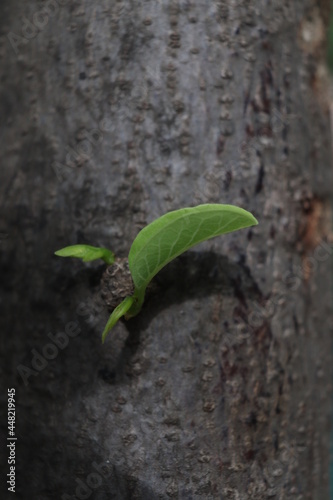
xmin=102 ymin=296 xmax=134 ymax=343
xmin=128 ymin=204 xmax=257 ymax=297
xmin=55 ymin=244 xmax=115 ymax=265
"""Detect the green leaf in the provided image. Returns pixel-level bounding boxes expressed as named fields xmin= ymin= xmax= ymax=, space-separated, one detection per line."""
xmin=55 ymin=244 xmax=115 ymax=265
xmin=101 ymin=296 xmax=134 ymax=343
xmin=56 ymin=205 xmax=258 ymax=342
xmin=128 ymin=204 xmax=257 ymax=297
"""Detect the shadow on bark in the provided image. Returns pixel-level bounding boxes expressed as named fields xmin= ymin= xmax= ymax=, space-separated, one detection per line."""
xmin=95 ymin=251 xmax=264 ymax=381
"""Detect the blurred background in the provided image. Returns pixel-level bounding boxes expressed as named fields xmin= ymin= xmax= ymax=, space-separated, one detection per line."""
xmin=329 ymin=4 xmax=333 ymax=497
xmin=328 ymin=6 xmax=333 ymax=74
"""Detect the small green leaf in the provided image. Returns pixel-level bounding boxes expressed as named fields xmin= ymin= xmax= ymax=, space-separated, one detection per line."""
xmin=55 ymin=244 xmax=115 ymax=265
xmin=102 ymin=296 xmax=134 ymax=343
xmin=128 ymin=204 xmax=257 ymax=304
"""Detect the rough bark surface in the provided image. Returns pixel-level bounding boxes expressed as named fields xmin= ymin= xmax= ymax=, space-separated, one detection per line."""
xmin=0 ymin=1 xmax=332 ymax=499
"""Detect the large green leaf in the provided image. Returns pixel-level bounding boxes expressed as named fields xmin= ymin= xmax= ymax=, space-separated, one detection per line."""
xmin=128 ymin=204 xmax=257 ymax=294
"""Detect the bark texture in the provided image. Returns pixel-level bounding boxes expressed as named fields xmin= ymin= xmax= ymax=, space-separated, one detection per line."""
xmin=1 ymin=1 xmax=332 ymax=499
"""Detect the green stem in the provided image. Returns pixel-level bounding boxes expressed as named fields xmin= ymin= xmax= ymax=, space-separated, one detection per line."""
xmin=125 ymin=287 xmax=146 ymax=319
xmin=102 ymin=250 xmax=116 ymax=265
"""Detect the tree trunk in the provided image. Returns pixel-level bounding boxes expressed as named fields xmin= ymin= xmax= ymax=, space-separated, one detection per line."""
xmin=1 ymin=1 xmax=332 ymax=499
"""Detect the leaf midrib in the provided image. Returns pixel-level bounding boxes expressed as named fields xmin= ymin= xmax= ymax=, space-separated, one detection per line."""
xmin=129 ymin=207 xmax=246 ymax=289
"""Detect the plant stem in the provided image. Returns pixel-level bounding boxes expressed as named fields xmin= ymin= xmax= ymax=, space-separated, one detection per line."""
xmin=125 ymin=287 xmax=146 ymax=318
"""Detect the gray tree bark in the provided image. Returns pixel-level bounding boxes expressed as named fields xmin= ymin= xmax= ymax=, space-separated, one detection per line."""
xmin=1 ymin=0 xmax=332 ymax=499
